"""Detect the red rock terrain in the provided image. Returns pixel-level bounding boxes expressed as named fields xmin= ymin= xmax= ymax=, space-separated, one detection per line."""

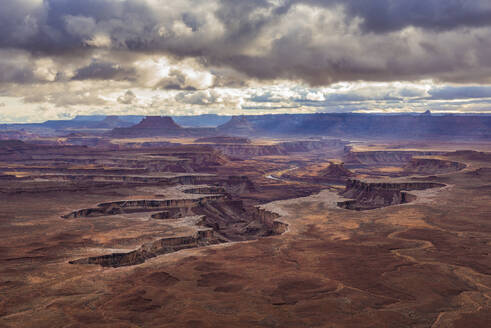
xmin=403 ymin=158 xmax=467 ymax=174
xmin=0 ymin=139 xmax=490 ymax=328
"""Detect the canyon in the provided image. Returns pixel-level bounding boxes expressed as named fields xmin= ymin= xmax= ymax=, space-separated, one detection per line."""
xmin=337 ymin=179 xmax=445 ymax=210
xmin=0 ymin=117 xmax=490 ymax=328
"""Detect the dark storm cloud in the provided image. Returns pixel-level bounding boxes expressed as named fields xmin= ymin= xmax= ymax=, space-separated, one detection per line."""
xmin=0 ymin=61 xmax=36 ymax=84
xmin=72 ymin=61 xmax=136 ymax=81
xmin=1 ymin=0 xmax=491 ymax=85
xmin=0 ymin=0 xmax=159 ymax=53
xmin=305 ymin=0 xmax=491 ymax=32
xmin=428 ymin=86 xmax=491 ymax=100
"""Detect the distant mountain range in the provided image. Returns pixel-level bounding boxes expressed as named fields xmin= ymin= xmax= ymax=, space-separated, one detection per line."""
xmin=1 ymin=112 xmax=490 ymax=139
xmin=219 ymin=113 xmax=491 ymax=139
xmin=72 ymin=114 xmax=231 ymax=127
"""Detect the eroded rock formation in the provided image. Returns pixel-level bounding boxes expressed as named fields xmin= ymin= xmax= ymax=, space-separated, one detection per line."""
xmin=343 ymin=148 xmax=445 ymax=166
xmin=111 ymin=116 xmax=188 ymax=137
xmin=403 ymin=158 xmax=466 ymax=174
xmin=337 ymin=179 xmax=445 ymax=210
xmin=62 ymin=196 xmax=226 ymax=219
xmin=319 ymin=162 xmax=354 ymax=180
xmin=210 ymin=140 xmax=346 ymax=159
xmin=69 ymin=230 xmax=220 ymax=267
xmin=66 ymin=183 xmax=288 ymax=267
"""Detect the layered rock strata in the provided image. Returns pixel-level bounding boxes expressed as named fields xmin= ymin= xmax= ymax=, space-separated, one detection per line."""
xmin=337 ymin=179 xmax=445 ymax=210
xmin=403 ymin=158 xmax=466 ymax=174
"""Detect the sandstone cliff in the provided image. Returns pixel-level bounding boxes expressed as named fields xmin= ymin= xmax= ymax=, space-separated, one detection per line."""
xmin=338 ymin=179 xmax=445 ymax=210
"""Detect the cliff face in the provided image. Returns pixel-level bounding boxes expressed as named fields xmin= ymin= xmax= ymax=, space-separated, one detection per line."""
xmin=68 ymin=198 xmax=287 ymax=267
xmin=338 ymin=179 xmax=445 ymax=210
xmin=210 ymin=140 xmax=346 ymax=159
xmin=135 ymin=116 xmax=181 ymax=129
xmin=343 ymin=149 xmax=446 ymax=166
xmin=403 ymin=158 xmax=466 ymax=174
xmin=192 ymin=200 xmax=286 ymax=241
xmin=111 ymin=116 xmax=188 ymax=137
xmin=62 ymin=195 xmax=226 ymax=219
xmin=69 ymin=231 xmax=219 ymax=267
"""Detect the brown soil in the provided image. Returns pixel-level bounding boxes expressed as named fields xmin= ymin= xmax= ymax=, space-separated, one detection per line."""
xmin=0 ymin=139 xmax=490 ymax=327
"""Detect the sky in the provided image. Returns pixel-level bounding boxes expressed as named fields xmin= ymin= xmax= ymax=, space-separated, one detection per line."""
xmin=1 ymin=0 xmax=491 ymax=123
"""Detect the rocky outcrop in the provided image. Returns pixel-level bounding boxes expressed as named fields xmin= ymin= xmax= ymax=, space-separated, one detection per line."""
xmin=337 ymin=179 xmax=445 ymax=210
xmin=253 ymin=207 xmax=288 ymax=234
xmin=168 ymin=175 xmax=256 ymax=194
xmin=62 ymin=195 xmax=225 ymax=219
xmin=0 ymin=173 xmax=256 ymax=195
xmin=68 ymin=198 xmax=288 ymax=267
xmin=319 ymin=162 xmax=354 ymax=180
xmin=403 ymin=158 xmax=466 ymax=174
xmin=194 ymin=200 xmax=287 ymax=241
xmin=111 ymin=116 xmax=189 ymax=137
xmin=343 ymin=149 xmax=445 ymax=166
xmin=210 ymin=139 xmax=346 ymax=159
xmin=69 ymin=230 xmax=219 ymax=267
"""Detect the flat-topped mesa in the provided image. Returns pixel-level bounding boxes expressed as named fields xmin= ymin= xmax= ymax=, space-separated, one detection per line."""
xmin=62 ymin=195 xmax=226 ymax=219
xmin=111 ymin=116 xmax=188 ymax=137
xmin=167 ymin=175 xmax=256 ymax=194
xmin=343 ymin=150 xmax=446 ymax=166
xmin=337 ymin=179 xmax=445 ymax=210
xmin=68 ymin=199 xmax=288 ymax=267
xmin=403 ymin=158 xmax=467 ymax=174
xmin=134 ymin=116 xmax=182 ymax=129
xmin=69 ymin=230 xmax=219 ymax=267
xmin=208 ymin=139 xmax=346 ymax=159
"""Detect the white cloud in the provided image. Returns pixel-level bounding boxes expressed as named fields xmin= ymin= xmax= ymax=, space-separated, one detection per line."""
xmin=0 ymin=0 xmax=491 ymax=121
xmin=117 ymin=90 xmax=137 ymax=105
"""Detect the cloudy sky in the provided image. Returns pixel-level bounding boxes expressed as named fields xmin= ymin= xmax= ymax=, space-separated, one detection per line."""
xmin=1 ymin=0 xmax=491 ymax=122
